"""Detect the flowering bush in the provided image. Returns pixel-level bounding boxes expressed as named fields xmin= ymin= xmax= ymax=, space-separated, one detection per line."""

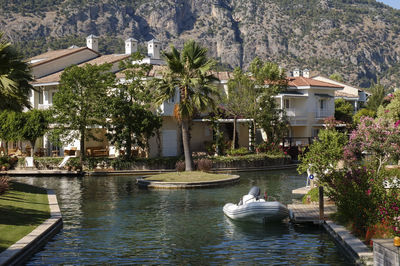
xmin=323 ymin=167 xmax=386 ymax=235
xmin=377 ymin=171 xmax=400 ymax=237
xmin=344 ymin=117 xmax=400 ymax=173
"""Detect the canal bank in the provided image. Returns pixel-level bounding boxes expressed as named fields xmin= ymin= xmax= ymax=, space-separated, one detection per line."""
xmin=289 ymin=188 xmax=374 ymax=265
xmin=0 ymin=189 xmax=62 ymax=266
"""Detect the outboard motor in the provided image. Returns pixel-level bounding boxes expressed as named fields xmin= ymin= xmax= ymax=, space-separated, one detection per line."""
xmin=248 ymin=186 xmax=261 ymax=200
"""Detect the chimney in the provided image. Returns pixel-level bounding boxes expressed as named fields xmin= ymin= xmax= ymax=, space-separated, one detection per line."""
xmin=293 ymin=68 xmax=300 ymax=77
xmin=303 ymin=69 xmax=310 ymax=78
xmin=125 ymin=38 xmax=138 ymax=55
xmin=148 ymin=39 xmax=161 ymax=59
xmin=86 ymin=35 xmax=99 ymax=52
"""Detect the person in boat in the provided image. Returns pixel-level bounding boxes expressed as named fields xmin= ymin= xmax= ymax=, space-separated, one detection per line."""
xmin=238 ymin=186 xmax=266 ymax=205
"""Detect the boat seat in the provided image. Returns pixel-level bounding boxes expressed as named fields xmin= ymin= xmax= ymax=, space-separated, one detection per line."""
xmin=239 ymin=194 xmax=266 ymax=205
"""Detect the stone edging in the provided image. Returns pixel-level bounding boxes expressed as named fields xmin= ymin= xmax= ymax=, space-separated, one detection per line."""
xmin=137 ymin=174 xmax=240 ymax=189
xmin=0 ymin=189 xmax=63 ymax=266
xmin=323 ymin=220 xmax=373 ymax=265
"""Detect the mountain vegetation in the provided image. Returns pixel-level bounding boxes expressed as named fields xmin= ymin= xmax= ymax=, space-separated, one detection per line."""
xmin=1 ymin=0 xmax=400 ymax=88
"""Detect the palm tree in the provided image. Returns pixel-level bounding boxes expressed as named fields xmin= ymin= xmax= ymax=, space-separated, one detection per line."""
xmin=366 ymin=81 xmax=387 ymax=112
xmin=0 ymin=32 xmax=33 ymax=111
xmin=156 ymin=40 xmax=220 ymax=171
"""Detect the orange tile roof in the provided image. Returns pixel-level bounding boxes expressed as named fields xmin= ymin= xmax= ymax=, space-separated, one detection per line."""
xmin=31 ymin=71 xmax=62 ymax=85
xmin=78 ymin=54 xmax=131 ymax=66
xmin=335 ymin=91 xmax=359 ymax=98
xmin=287 ymin=76 xmax=343 ymax=88
xmin=28 ymin=47 xmax=100 ymax=67
xmin=32 ymin=54 xmax=131 ymax=85
xmin=116 ymin=64 xmax=168 ymax=79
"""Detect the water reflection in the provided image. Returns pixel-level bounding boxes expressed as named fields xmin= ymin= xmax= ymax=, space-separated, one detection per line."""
xmin=14 ymin=170 xmax=350 ymax=265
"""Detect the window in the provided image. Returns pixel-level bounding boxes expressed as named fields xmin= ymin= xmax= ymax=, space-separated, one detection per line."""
xmin=39 ymin=90 xmax=43 ymax=104
xmin=284 ymin=99 xmax=290 ymax=109
xmin=50 ymin=92 xmax=56 ymax=104
xmin=312 ymin=129 xmax=320 ymax=138
xmin=320 ymin=99 xmax=326 ymax=110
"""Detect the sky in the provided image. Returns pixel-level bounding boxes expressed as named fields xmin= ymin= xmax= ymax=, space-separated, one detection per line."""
xmin=379 ymin=0 xmax=400 ymax=9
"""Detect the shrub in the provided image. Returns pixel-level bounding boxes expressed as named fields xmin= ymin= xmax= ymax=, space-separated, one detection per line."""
xmin=0 ymin=176 xmax=9 ymax=195
xmin=0 ymin=156 xmax=18 ymax=170
xmin=175 ymin=161 xmax=185 ymax=172
xmin=302 ymin=187 xmax=319 ymax=204
xmin=196 ymin=158 xmax=213 ymax=172
xmin=226 ymin=147 xmax=250 ymax=156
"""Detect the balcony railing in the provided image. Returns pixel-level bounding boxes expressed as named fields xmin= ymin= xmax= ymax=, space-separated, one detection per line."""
xmin=284 ymin=108 xmax=307 ymax=117
xmin=38 ymin=104 xmax=52 ymax=110
xmin=315 ymin=109 xmax=332 ymax=118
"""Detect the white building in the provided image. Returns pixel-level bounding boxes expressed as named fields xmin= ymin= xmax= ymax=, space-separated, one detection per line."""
xmin=275 ymin=70 xmax=343 ymax=146
xmin=25 ymin=35 xmax=231 ymax=158
xmin=26 ymin=35 xmax=170 ymax=157
xmin=312 ymin=75 xmax=369 ymax=112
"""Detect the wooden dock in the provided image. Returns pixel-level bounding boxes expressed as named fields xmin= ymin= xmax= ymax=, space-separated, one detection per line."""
xmin=291 ymin=186 xmax=311 ymax=195
xmin=288 ymin=203 xmax=337 ymax=224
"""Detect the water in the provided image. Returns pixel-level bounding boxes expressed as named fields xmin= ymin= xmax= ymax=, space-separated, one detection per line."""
xmin=16 ymin=169 xmax=352 ymax=265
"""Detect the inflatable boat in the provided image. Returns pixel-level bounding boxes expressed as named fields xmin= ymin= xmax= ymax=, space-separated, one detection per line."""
xmin=223 ymin=186 xmax=291 ymax=223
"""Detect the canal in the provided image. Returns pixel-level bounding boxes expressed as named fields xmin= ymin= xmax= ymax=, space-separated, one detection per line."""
xmin=18 ymin=169 xmax=351 ymax=265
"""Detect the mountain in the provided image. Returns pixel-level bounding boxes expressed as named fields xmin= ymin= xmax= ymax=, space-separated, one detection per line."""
xmin=1 ymin=0 xmax=400 ymax=88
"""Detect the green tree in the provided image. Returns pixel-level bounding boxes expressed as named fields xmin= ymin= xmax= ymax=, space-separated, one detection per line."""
xmin=353 ymin=108 xmax=375 ymax=125
xmin=366 ymin=82 xmax=387 ymax=112
xmin=0 ymin=32 xmax=33 ymax=111
xmin=21 ymin=109 xmax=49 ymax=157
xmin=107 ymin=53 xmax=162 ymax=158
xmin=0 ymin=110 xmax=24 ymax=155
xmin=298 ymin=129 xmax=348 ymax=180
xmin=156 ymin=40 xmax=220 ymax=171
xmin=225 ymin=67 xmax=255 ymax=149
xmin=334 ymin=98 xmax=353 ymax=123
xmin=249 ymin=58 xmax=288 ymax=148
xmin=329 ymin=73 xmax=344 ymax=82
xmin=51 ymin=63 xmax=115 ymax=164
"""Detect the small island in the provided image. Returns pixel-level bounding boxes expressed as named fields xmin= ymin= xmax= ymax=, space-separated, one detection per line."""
xmin=136 ymin=171 xmax=240 ymax=189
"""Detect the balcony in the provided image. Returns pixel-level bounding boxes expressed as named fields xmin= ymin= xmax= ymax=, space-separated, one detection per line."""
xmin=315 ymin=109 xmax=332 ymax=118
xmin=38 ymin=104 xmax=52 ymax=110
xmin=283 ymin=108 xmax=308 ymax=126
xmin=285 ymin=108 xmax=306 ymax=117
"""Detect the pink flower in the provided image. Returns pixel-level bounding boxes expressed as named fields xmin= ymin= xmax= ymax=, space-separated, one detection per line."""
xmin=366 ymin=189 xmax=371 ymax=196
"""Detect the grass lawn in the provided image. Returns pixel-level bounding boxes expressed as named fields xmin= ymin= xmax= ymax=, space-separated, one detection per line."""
xmin=0 ymin=182 xmax=50 ymax=252
xmin=146 ymin=171 xmax=235 ymax=182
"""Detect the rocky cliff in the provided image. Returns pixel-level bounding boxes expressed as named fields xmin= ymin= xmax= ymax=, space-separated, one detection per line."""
xmin=1 ymin=0 xmax=400 ymax=88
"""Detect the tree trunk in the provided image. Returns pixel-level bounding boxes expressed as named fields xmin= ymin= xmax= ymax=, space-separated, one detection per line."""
xmin=249 ymin=120 xmax=256 ymax=152
xmin=156 ymin=130 xmax=161 ymax=157
xmin=4 ymin=142 xmax=8 ymax=156
xmin=80 ymin=129 xmax=85 ymax=166
xmin=232 ymin=116 xmax=237 ymax=150
xmin=30 ymin=140 xmax=35 ymax=157
xmin=181 ymin=119 xmax=194 ymax=171
xmin=126 ymin=136 xmax=132 ymax=158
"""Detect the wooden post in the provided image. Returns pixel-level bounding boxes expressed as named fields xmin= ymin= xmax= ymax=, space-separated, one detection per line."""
xmin=319 ymin=186 xmax=324 ymax=221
